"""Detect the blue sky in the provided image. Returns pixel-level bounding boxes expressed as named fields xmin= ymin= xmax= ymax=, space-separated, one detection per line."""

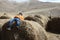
xmin=10 ymin=0 xmax=60 ymax=2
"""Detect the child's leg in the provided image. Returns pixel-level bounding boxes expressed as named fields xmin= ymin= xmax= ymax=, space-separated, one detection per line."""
xmin=7 ymin=18 xmax=15 ymax=30
xmin=9 ymin=18 xmax=15 ymax=26
xmin=15 ymin=18 xmax=20 ymax=28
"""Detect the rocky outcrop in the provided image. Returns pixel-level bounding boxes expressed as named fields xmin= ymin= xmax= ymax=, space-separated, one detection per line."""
xmin=1 ymin=15 xmax=60 ymax=40
xmin=25 ymin=15 xmax=49 ymax=29
xmin=46 ymin=17 xmax=60 ymax=34
xmin=0 ymin=13 xmax=11 ymax=19
xmin=0 ymin=20 xmax=48 ymax=40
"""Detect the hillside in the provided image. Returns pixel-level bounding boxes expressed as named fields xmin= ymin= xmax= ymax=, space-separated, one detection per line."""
xmin=0 ymin=0 xmax=60 ymax=13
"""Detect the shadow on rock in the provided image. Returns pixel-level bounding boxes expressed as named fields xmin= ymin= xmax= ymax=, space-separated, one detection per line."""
xmin=0 ymin=20 xmax=48 ymax=40
xmin=46 ymin=17 xmax=60 ymax=34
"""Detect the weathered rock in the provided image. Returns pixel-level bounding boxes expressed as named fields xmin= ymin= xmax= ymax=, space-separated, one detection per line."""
xmin=0 ymin=13 xmax=11 ymax=19
xmin=34 ymin=15 xmax=49 ymax=28
xmin=46 ymin=17 xmax=60 ymax=34
xmin=24 ymin=20 xmax=48 ymax=40
xmin=47 ymin=32 xmax=60 ymax=40
xmin=1 ymin=20 xmax=48 ymax=40
xmin=25 ymin=15 xmax=50 ymax=29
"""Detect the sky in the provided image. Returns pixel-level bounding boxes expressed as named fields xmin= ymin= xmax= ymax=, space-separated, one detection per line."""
xmin=10 ymin=0 xmax=60 ymax=3
xmin=10 ymin=0 xmax=29 ymax=2
xmin=39 ymin=0 xmax=60 ymax=2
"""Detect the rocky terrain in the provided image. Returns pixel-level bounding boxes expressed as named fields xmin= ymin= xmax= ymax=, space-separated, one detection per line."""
xmin=0 ymin=14 xmax=60 ymax=40
xmin=0 ymin=0 xmax=60 ymax=40
xmin=0 ymin=0 xmax=60 ymax=13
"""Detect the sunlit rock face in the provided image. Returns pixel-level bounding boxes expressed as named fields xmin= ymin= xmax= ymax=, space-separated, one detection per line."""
xmin=25 ymin=15 xmax=50 ymax=29
xmin=0 ymin=20 xmax=48 ymax=40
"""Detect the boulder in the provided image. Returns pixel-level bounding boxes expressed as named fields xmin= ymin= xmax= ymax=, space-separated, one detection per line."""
xmin=1 ymin=20 xmax=48 ymax=40
xmin=0 ymin=13 xmax=11 ymax=19
xmin=25 ymin=15 xmax=50 ymax=29
xmin=46 ymin=17 xmax=60 ymax=34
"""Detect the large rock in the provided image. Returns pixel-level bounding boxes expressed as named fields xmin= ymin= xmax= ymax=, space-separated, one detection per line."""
xmin=1 ymin=20 xmax=48 ymax=40
xmin=24 ymin=20 xmax=48 ymax=40
xmin=0 ymin=13 xmax=11 ymax=19
xmin=46 ymin=17 xmax=60 ymax=34
xmin=25 ymin=15 xmax=50 ymax=29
